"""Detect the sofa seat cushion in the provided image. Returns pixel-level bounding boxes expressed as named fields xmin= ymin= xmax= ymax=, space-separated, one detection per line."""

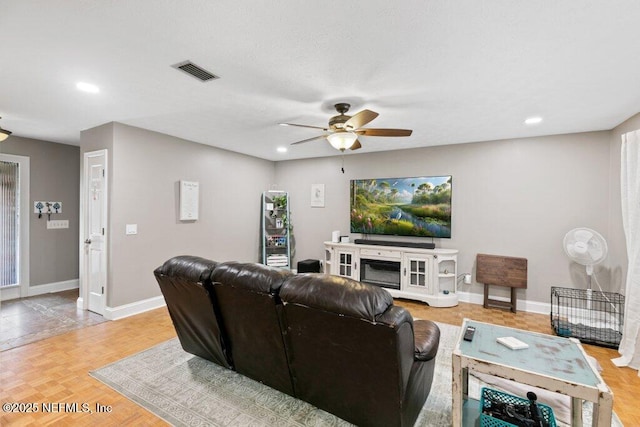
xmin=413 ymin=320 xmax=440 ymax=361
xmin=280 ymin=274 xmax=393 ymax=322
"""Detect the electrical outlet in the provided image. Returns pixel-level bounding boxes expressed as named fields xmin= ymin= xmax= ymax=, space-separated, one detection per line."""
xmin=47 ymin=220 xmax=69 ymax=229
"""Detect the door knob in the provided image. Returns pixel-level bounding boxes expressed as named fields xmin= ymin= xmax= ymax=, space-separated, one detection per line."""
xmin=84 ymin=238 xmax=92 ymax=244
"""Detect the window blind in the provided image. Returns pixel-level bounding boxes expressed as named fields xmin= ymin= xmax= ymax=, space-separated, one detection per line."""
xmin=1 ymin=160 xmax=19 ymax=287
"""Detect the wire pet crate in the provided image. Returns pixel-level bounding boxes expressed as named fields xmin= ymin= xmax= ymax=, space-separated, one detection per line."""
xmin=550 ymin=286 xmax=624 ymax=348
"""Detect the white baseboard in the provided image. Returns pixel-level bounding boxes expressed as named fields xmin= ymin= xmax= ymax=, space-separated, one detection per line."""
xmin=3 ymin=281 xmax=550 ymax=317
xmin=457 ymin=291 xmax=550 ymax=315
xmin=1 ymin=279 xmax=79 ymax=301
xmin=28 ymin=279 xmax=79 ymax=296
xmin=103 ymin=295 xmax=166 ymax=321
xmin=97 ymin=292 xmax=550 ymax=321
xmin=0 ymin=285 xmax=20 ymax=301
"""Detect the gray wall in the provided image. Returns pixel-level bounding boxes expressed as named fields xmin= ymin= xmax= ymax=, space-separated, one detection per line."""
xmin=81 ymin=123 xmax=276 ymax=307
xmin=3 ymin=113 xmax=633 ymax=309
xmin=1 ymin=136 xmax=80 ymax=287
xmin=275 ymin=130 xmax=622 ymax=304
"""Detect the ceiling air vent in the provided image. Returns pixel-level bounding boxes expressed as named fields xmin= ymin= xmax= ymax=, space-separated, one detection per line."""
xmin=172 ymin=61 xmax=219 ymax=82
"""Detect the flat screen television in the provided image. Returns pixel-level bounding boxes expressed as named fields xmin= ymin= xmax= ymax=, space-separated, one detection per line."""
xmin=350 ymin=175 xmax=452 ymax=238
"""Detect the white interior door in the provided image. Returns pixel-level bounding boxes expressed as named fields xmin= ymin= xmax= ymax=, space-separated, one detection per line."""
xmin=83 ymin=150 xmax=107 ymax=315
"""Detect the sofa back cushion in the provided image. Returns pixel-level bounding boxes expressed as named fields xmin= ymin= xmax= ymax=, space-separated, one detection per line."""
xmin=211 ymin=261 xmax=290 ymax=294
xmin=279 ymin=274 xmax=416 ymax=427
xmin=279 ymin=273 xmax=393 ymax=320
xmin=154 ymin=256 xmax=231 ymax=368
xmin=210 ymin=262 xmax=295 ymax=396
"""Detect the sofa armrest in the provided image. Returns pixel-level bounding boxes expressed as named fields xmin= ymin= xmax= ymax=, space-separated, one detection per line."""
xmin=413 ymin=320 xmax=440 ymax=361
xmin=374 ymin=305 xmax=413 ymax=326
xmin=154 ymin=255 xmax=218 ymax=283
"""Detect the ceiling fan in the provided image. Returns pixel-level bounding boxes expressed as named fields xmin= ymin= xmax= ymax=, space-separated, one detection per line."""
xmin=280 ymin=103 xmax=413 ymax=151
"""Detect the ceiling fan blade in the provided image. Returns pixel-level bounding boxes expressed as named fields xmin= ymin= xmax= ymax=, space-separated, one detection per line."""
xmin=290 ymin=134 xmax=328 ymax=145
xmin=349 ymin=140 xmax=362 ymax=151
xmin=344 ymin=109 xmax=379 ymax=130
xmin=280 ymin=123 xmax=329 ymax=131
xmin=356 ymin=128 xmax=413 ymax=137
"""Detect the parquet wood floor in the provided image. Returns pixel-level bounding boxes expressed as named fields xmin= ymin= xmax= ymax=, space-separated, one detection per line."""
xmin=0 ymin=290 xmax=106 ymax=351
xmin=1 ymin=301 xmax=638 ymax=426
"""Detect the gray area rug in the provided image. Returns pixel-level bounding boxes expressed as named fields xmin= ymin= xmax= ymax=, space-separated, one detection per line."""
xmin=90 ymin=322 xmax=622 ymax=426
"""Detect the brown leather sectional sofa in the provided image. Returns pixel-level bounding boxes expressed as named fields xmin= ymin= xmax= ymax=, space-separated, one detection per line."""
xmin=154 ymin=255 xmax=441 ymax=427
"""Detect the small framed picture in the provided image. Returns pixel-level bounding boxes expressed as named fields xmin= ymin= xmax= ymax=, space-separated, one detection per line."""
xmin=311 ymin=184 xmax=325 ymax=208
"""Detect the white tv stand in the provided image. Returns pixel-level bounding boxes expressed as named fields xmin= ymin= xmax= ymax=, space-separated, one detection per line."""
xmin=324 ymin=241 xmax=458 ymax=307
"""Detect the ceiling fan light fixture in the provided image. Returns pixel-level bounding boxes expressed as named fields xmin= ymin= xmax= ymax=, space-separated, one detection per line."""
xmin=0 ymin=117 xmax=12 ymax=142
xmin=327 ymin=131 xmax=358 ymax=151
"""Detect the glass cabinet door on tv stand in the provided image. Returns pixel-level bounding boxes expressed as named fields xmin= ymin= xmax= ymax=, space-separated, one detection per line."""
xmin=261 ymin=191 xmax=290 ymax=269
xmin=336 ymin=248 xmax=358 ymax=280
xmin=402 ymin=253 xmax=434 ymax=295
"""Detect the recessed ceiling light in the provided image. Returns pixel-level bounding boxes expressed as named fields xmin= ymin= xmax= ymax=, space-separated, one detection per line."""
xmin=76 ymin=82 xmax=100 ymax=94
xmin=277 ymin=146 xmax=288 ymax=153
xmin=524 ymin=116 xmax=543 ymax=125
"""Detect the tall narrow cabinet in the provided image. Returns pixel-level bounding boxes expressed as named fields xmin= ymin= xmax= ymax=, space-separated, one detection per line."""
xmin=261 ymin=191 xmax=291 ymax=269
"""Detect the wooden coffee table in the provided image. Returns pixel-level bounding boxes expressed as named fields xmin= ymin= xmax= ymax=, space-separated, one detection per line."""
xmin=452 ymin=319 xmax=613 ymax=427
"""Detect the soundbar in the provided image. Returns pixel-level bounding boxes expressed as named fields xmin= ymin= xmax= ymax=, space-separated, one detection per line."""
xmin=354 ymin=239 xmax=436 ymax=249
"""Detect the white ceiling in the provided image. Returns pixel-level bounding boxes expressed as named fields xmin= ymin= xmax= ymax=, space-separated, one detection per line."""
xmin=2 ymin=1 xmax=639 ymax=161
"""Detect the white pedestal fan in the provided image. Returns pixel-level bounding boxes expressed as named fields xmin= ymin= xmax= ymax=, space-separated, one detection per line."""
xmin=563 ymin=227 xmax=609 ymax=322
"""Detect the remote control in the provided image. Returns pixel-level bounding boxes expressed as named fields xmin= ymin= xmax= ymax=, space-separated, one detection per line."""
xmin=463 ymin=326 xmax=476 ymax=342
xmin=496 ymin=336 xmax=529 ymax=350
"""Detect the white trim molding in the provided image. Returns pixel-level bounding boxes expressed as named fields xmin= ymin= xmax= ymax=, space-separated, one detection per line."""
xmin=0 ymin=279 xmax=78 ymax=301
xmin=0 ymin=285 xmax=20 ymax=301
xmin=103 ymin=295 xmax=166 ymax=321
xmin=28 ymin=279 xmax=79 ymax=297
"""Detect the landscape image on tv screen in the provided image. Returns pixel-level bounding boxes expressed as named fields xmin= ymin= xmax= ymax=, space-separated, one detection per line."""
xmin=350 ymin=176 xmax=452 ymax=238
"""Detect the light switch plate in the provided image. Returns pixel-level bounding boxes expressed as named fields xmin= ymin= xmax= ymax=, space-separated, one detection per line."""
xmin=47 ymin=220 xmax=69 ymax=229
xmin=125 ymin=224 xmax=138 ymax=235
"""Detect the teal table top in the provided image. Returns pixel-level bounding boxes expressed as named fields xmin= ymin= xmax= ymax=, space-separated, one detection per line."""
xmin=459 ymin=319 xmax=600 ymax=387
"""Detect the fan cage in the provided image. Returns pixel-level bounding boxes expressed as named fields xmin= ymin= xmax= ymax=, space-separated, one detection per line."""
xmin=550 ymin=286 xmax=624 ymax=348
